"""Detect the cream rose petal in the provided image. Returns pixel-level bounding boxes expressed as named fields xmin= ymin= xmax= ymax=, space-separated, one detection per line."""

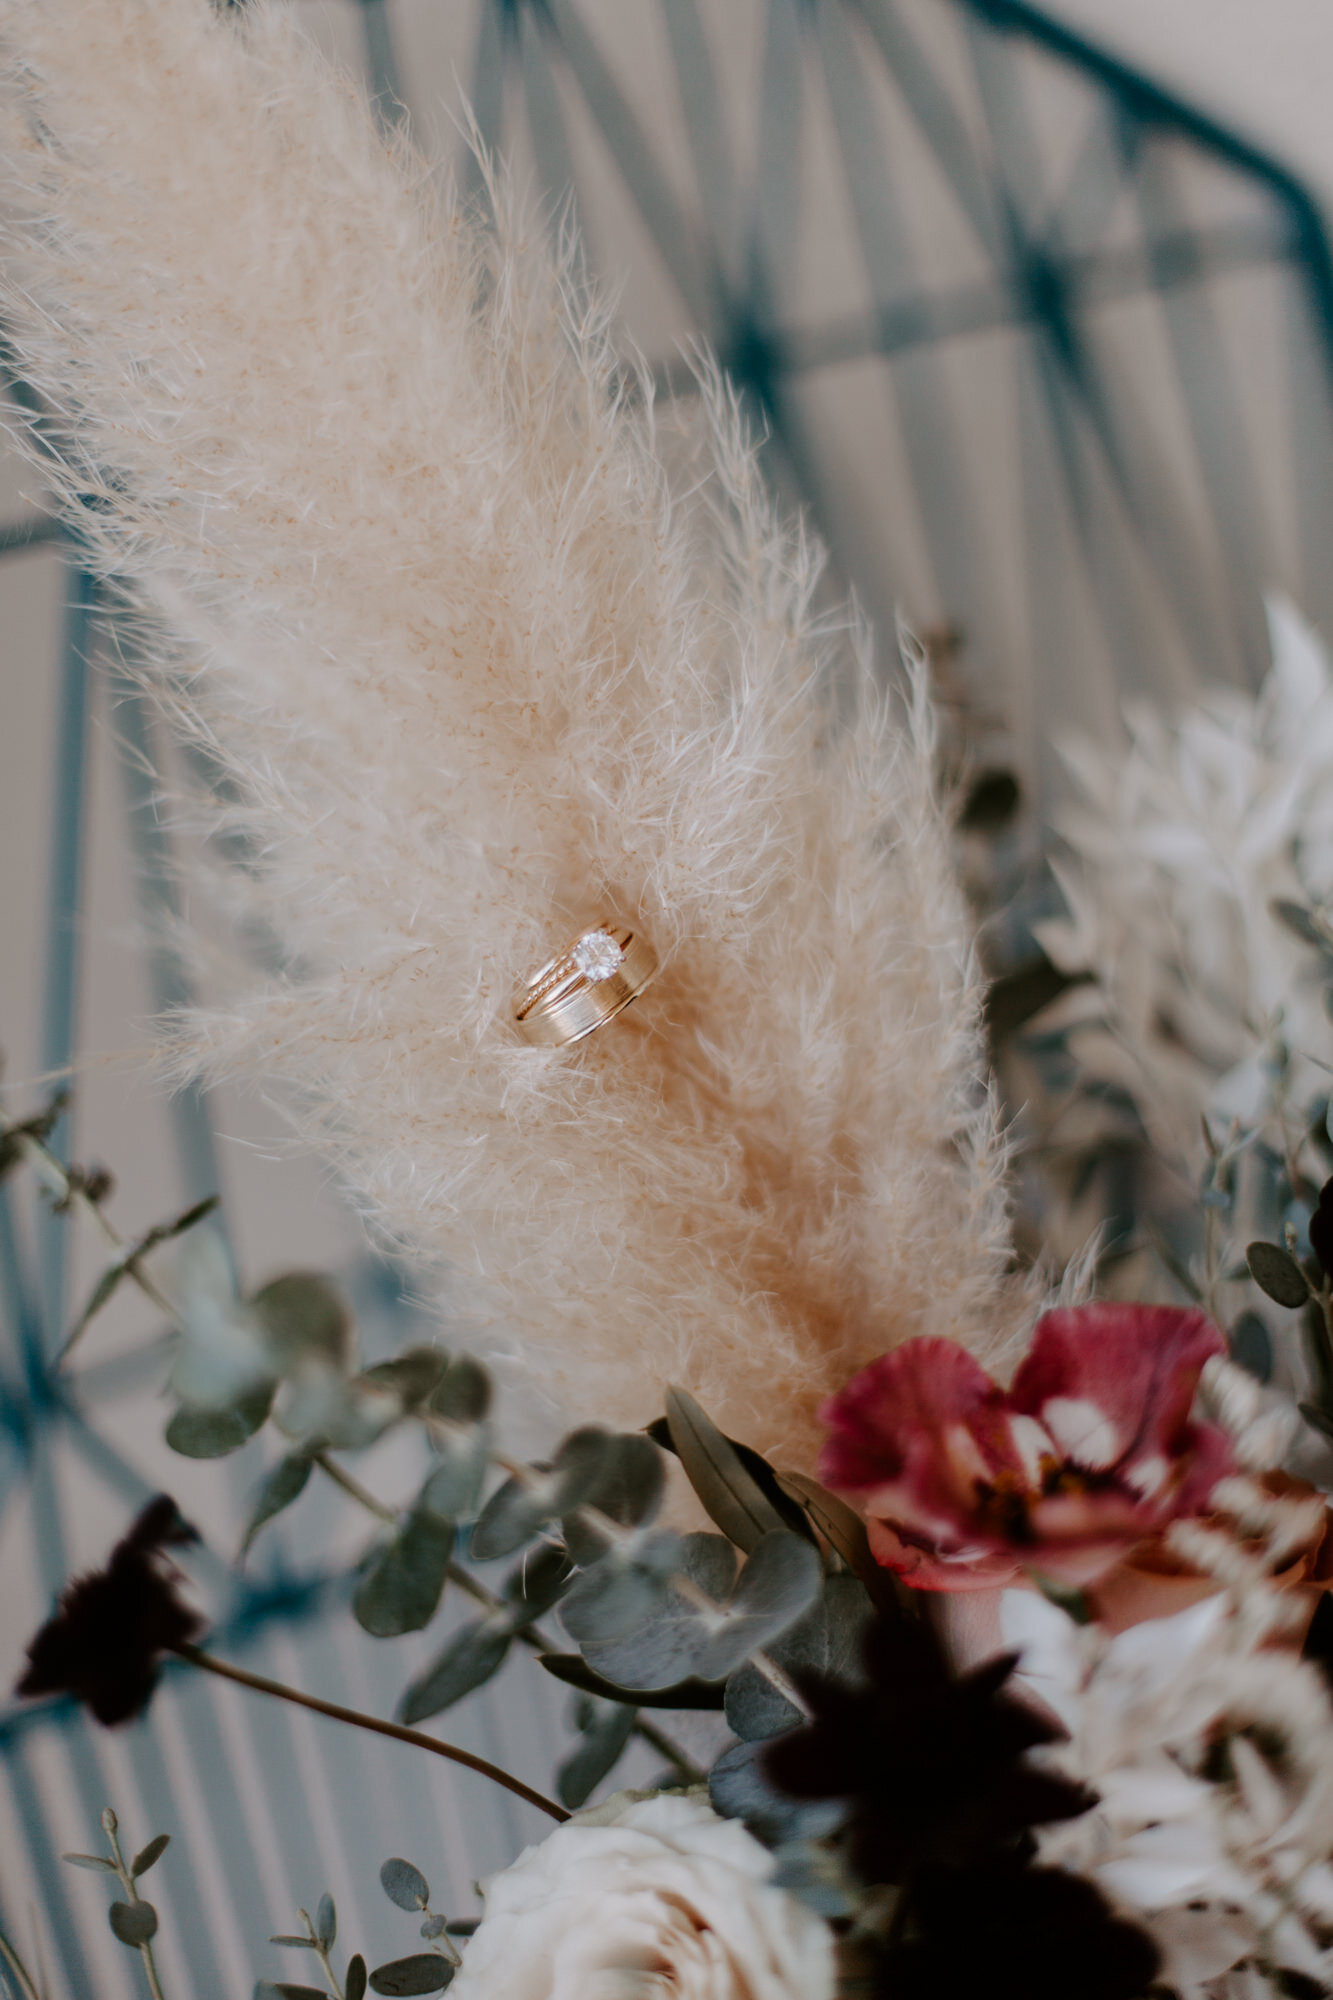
xmin=451 ymin=1794 xmax=835 ymax=2000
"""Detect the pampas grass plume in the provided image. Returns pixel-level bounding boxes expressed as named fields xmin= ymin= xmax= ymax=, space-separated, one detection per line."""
xmin=0 ymin=0 xmax=1033 ymax=1463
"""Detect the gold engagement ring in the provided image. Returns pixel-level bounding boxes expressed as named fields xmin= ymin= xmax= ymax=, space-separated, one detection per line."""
xmin=514 ymin=920 xmax=659 ymax=1048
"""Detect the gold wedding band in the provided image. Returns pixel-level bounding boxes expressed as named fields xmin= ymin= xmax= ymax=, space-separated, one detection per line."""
xmin=514 ymin=921 xmax=659 ymax=1048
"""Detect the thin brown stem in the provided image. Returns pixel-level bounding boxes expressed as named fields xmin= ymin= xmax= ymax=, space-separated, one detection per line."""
xmin=173 ymin=1644 xmax=568 ymax=1823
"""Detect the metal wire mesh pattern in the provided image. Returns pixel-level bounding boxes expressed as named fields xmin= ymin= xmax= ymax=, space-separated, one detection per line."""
xmin=4 ymin=1 xmax=1333 ymax=1990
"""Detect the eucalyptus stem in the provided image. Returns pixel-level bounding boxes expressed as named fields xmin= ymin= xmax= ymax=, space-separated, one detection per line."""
xmin=101 ymin=1810 xmax=167 ymax=2000
xmin=311 ymin=1450 xmax=397 ymax=1524
xmin=309 ymin=1453 xmax=706 ymax=1783
xmin=0 ymin=1926 xmax=42 ymax=2000
xmin=173 ymin=1644 xmax=568 ymax=1823
xmin=299 ymin=1911 xmax=344 ymax=2000
xmin=17 ymin=1131 xmax=188 ymax=1360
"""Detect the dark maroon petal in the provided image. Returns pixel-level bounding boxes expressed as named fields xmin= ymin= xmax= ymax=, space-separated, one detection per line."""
xmin=15 ymin=1497 xmax=204 ymax=1727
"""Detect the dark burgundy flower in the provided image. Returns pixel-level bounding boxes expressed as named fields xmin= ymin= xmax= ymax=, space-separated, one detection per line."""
xmin=873 ymin=1862 xmax=1160 ymax=2000
xmin=820 ymin=1305 xmax=1232 ymax=1590
xmin=764 ymin=1609 xmax=1093 ymax=1886
xmin=16 ymin=1496 xmax=204 ymax=1725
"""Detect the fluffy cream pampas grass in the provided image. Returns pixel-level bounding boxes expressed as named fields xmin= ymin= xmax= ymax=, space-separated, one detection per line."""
xmin=0 ymin=0 xmax=1033 ymax=1463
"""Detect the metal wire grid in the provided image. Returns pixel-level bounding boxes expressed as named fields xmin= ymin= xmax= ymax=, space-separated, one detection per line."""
xmin=4 ymin=0 xmax=1333 ymax=1991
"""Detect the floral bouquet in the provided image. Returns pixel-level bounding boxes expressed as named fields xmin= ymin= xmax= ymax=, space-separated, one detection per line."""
xmin=5 ymin=2 xmax=1333 ymax=1997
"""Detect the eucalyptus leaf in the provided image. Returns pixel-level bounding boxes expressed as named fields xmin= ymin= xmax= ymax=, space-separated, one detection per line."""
xmin=503 ymin=1544 xmax=574 ymax=1624
xmin=537 ymin=1652 xmax=727 ymax=1709
xmin=130 ymin=1833 xmax=170 ymax=1879
xmin=428 ymin=1355 xmax=492 ymax=1423
xmin=581 ymin=1534 xmax=739 ymax=1689
xmin=62 ymin=1853 xmax=115 ymax=1872
xmin=419 ymin=1431 xmax=489 ymax=1522
xmin=251 ymin=1272 xmax=351 ymax=1371
xmin=1246 ymin=1240 xmax=1311 ymax=1309
xmin=557 ymin=1696 xmax=637 ymax=1808
xmin=398 ymin=1620 xmax=511 ymax=1724
xmin=240 ymin=1453 xmax=314 ymax=1558
xmin=559 ymin=1531 xmax=683 ymax=1644
xmin=419 ymin=1917 xmax=447 ymax=1942
xmin=360 ymin=1349 xmax=447 ymax=1410
xmin=708 ymin=1738 xmax=844 ymax=1847
xmin=725 ymin=1575 xmax=871 ymax=1741
xmin=695 ymin=1530 xmax=824 ymax=1681
xmin=108 ymin=1901 xmax=158 ymax=1946
xmin=563 ymin=1434 xmax=665 ymax=1563
xmin=347 ymin=1957 xmax=368 ymax=2000
xmin=469 ymin=1478 xmax=553 ymax=1563
xmin=315 ymin=1895 xmax=336 ymax=1950
xmin=269 ymin=1937 xmax=318 ymax=1949
xmin=369 ymin=1955 xmax=454 ymax=1995
xmin=255 ymin=1985 xmax=329 ymax=2000
xmin=354 ymin=1509 xmax=455 ymax=1638
xmin=380 ymin=1859 xmax=430 ymax=1912
xmin=165 ymin=1382 xmax=273 ymax=1459
xmin=664 ymin=1388 xmax=790 ymax=1552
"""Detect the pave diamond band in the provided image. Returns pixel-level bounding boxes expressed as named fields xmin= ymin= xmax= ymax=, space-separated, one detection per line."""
xmin=514 ymin=921 xmax=659 ymax=1048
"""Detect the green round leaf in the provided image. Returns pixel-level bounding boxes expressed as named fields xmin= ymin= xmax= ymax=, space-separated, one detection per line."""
xmin=108 ymin=1900 xmax=159 ymax=1946
xmin=369 ymin=1955 xmax=454 ymax=1996
xmin=1246 ymin=1240 xmax=1311 ymax=1309
xmin=419 ymin=1917 xmax=447 ymax=1942
xmin=380 ymin=1858 xmax=430 ymax=1912
xmin=558 ymin=1533 xmax=681 ymax=1644
xmin=346 ymin=1956 xmax=368 ymax=2000
xmin=359 ymin=1348 xmax=447 ymax=1409
xmin=250 ymin=1272 xmax=351 ymax=1370
xmin=419 ymin=1431 xmax=489 ymax=1521
xmin=165 ymin=1383 xmax=273 ymax=1459
xmin=315 ymin=1895 xmax=336 ymax=1950
xmin=428 ymin=1355 xmax=492 ymax=1423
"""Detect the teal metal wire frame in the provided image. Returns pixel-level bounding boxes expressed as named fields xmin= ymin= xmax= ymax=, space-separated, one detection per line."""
xmin=4 ymin=1 xmax=1333 ymax=1991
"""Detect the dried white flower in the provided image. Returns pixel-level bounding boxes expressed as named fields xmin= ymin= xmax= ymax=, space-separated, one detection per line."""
xmin=1003 ymin=1586 xmax=1333 ymax=1996
xmin=1035 ymin=597 xmax=1333 ymax=1174
xmin=449 ymin=1791 xmax=835 ymax=2000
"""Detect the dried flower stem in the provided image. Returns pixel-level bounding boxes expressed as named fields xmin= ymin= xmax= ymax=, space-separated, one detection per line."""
xmin=173 ymin=1645 xmax=568 ymax=1822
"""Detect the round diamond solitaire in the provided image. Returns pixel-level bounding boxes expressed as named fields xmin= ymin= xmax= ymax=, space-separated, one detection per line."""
xmin=572 ymin=929 xmax=624 ymax=982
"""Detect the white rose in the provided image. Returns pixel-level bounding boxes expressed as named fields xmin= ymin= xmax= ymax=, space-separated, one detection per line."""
xmin=450 ymin=1791 xmax=836 ymax=2000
